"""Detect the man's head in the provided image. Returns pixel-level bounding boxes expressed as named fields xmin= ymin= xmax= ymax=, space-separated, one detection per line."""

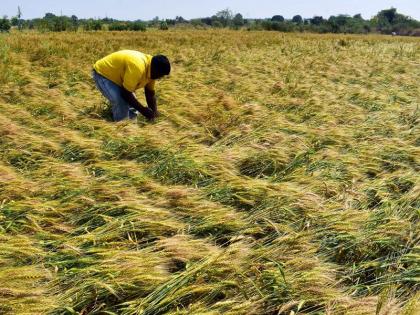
xmin=151 ymin=55 xmax=171 ymax=80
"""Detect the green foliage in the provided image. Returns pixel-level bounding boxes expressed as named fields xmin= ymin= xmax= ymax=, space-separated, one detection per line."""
xmin=215 ymin=8 xmax=233 ymax=27
xmin=83 ymin=19 xmax=103 ymax=31
xmin=0 ymin=16 xmax=11 ymax=32
xmin=130 ymin=21 xmax=146 ymax=31
xmin=5 ymin=7 xmax=420 ymax=36
xmin=232 ymin=13 xmax=244 ymax=29
xmin=378 ymin=8 xmax=398 ymax=24
xmin=261 ymin=13 xmax=372 ymax=34
xmin=292 ymin=15 xmax=303 ymax=24
xmin=261 ymin=20 xmax=294 ymax=32
xmin=271 ymin=15 xmax=285 ymax=22
xmin=108 ymin=21 xmax=146 ymax=31
xmin=159 ymin=21 xmax=168 ymax=30
xmin=43 ymin=13 xmax=71 ymax=32
xmin=10 ymin=17 xmax=18 ymax=26
xmin=373 ymin=8 xmax=420 ymax=34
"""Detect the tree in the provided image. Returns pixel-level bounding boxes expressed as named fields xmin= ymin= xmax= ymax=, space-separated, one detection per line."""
xmin=212 ymin=20 xmax=223 ymax=28
xmin=84 ymin=19 xmax=102 ymax=31
xmin=328 ymin=15 xmax=350 ymax=33
xmin=33 ymin=18 xmax=49 ymax=31
xmin=191 ymin=19 xmax=205 ymax=28
xmin=44 ymin=13 xmax=56 ymax=19
xmin=310 ymin=16 xmax=324 ymax=25
xmin=165 ymin=18 xmax=176 ymax=26
xmin=16 ymin=6 xmax=22 ymax=30
xmin=10 ymin=6 xmax=23 ymax=30
xmin=91 ymin=20 xmax=103 ymax=31
xmin=200 ymin=17 xmax=212 ymax=26
xmin=11 ymin=16 xmax=18 ymax=26
xmin=233 ymin=13 xmax=244 ymax=29
xmin=377 ymin=8 xmax=397 ymax=24
xmin=151 ymin=16 xmax=160 ymax=27
xmin=131 ymin=21 xmax=146 ymax=31
xmin=216 ymin=8 xmax=233 ymax=27
xmin=175 ymin=16 xmax=186 ymax=23
xmin=42 ymin=15 xmax=71 ymax=32
xmin=292 ymin=15 xmax=303 ymax=24
xmin=373 ymin=8 xmax=413 ymax=34
xmin=108 ymin=22 xmax=128 ymax=31
xmin=271 ymin=15 xmax=285 ymax=22
xmin=159 ymin=20 xmax=168 ymax=30
xmin=70 ymin=15 xmax=79 ymax=31
xmin=0 ymin=16 xmax=11 ymax=32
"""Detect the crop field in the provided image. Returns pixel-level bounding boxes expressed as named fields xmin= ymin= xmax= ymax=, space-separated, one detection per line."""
xmin=0 ymin=30 xmax=419 ymax=314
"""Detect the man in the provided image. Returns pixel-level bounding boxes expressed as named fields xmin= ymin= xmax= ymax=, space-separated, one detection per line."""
xmin=92 ymin=50 xmax=170 ymax=121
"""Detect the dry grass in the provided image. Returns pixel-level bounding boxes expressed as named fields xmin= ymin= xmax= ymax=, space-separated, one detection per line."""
xmin=0 ymin=30 xmax=419 ymax=314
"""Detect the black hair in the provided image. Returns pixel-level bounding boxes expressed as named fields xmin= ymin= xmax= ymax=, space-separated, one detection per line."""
xmin=151 ymin=55 xmax=171 ymax=79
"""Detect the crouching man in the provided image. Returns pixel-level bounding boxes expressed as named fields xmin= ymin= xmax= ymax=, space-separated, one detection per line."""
xmin=92 ymin=50 xmax=170 ymax=121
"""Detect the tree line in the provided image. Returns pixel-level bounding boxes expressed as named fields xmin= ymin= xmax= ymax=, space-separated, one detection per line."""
xmin=0 ymin=8 xmax=419 ymax=36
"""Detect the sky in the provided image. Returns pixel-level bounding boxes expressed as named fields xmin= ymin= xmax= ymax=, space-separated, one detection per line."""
xmin=2 ymin=0 xmax=420 ymax=21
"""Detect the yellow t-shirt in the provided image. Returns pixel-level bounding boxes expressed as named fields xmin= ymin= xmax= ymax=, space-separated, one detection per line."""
xmin=93 ymin=50 xmax=155 ymax=92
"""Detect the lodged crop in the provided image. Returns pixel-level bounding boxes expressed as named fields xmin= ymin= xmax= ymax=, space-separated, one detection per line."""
xmin=0 ymin=30 xmax=419 ymax=314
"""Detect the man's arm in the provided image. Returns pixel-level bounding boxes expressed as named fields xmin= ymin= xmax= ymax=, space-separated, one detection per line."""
xmin=145 ymin=88 xmax=158 ymax=118
xmin=120 ymin=88 xmax=154 ymax=120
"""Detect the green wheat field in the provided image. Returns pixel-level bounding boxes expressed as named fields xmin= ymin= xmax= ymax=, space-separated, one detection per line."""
xmin=0 ymin=30 xmax=419 ymax=314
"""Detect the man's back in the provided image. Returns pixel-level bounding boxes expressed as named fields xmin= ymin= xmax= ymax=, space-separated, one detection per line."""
xmin=93 ymin=50 xmax=155 ymax=92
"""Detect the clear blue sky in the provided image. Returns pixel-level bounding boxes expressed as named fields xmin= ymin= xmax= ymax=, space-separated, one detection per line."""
xmin=3 ymin=0 xmax=420 ymax=20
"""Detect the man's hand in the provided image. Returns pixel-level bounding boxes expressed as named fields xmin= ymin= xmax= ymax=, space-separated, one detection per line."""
xmin=145 ymin=88 xmax=158 ymax=118
xmin=121 ymin=88 xmax=153 ymax=120
xmin=143 ymin=108 xmax=156 ymax=121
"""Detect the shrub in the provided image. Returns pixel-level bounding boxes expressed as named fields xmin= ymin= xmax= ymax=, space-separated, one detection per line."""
xmin=159 ymin=21 xmax=169 ymax=30
xmin=0 ymin=16 xmax=11 ymax=32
